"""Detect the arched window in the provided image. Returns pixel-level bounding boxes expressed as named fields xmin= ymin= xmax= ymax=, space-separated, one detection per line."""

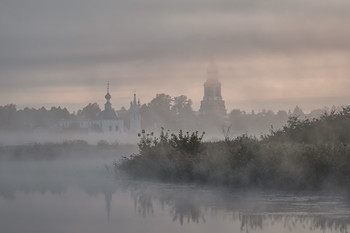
xmin=109 ymin=125 xmax=112 ymax=131
xmin=115 ymin=125 xmax=119 ymax=131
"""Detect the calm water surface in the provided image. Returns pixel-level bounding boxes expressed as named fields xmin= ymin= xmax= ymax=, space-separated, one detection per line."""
xmin=1 ymin=159 xmax=349 ymax=233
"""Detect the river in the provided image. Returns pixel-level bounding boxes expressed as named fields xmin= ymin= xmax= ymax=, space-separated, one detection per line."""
xmin=0 ymin=158 xmax=349 ymax=233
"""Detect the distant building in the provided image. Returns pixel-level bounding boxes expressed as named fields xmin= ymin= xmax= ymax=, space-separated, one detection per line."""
xmin=129 ymin=94 xmax=141 ymax=133
xmin=199 ymin=62 xmax=226 ymax=117
xmin=59 ymin=83 xmax=141 ymax=134
xmin=95 ymin=83 xmax=124 ymax=133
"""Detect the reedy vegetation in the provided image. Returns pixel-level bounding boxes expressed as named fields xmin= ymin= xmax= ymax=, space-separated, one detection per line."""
xmin=119 ymin=107 xmax=350 ymax=189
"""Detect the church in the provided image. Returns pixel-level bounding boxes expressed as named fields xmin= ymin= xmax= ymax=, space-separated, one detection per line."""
xmin=59 ymin=83 xmax=141 ymax=134
xmin=199 ymin=62 xmax=227 ymax=117
xmin=59 ymin=63 xmax=227 ymax=133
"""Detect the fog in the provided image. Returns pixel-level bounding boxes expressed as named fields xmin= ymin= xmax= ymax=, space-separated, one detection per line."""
xmin=0 ymin=130 xmax=141 ymax=146
xmin=1 ymin=126 xmax=350 ymax=232
xmin=1 ymin=0 xmax=350 ymax=111
xmin=2 ymin=0 xmax=350 ymax=232
xmin=1 ymin=153 xmax=350 ymax=233
xmin=0 ymin=96 xmax=336 ymax=145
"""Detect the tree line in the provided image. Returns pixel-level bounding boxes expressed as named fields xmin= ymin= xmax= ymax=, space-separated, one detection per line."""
xmin=0 ymin=94 xmax=333 ymax=134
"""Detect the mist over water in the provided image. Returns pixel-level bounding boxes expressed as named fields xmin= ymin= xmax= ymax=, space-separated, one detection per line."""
xmin=2 ymin=108 xmax=350 ymax=232
xmin=1 ymin=149 xmax=350 ymax=233
xmin=0 ymin=130 xmax=141 ymax=146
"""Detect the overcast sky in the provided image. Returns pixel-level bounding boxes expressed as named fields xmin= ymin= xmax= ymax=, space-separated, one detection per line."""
xmin=1 ymin=0 xmax=350 ymax=113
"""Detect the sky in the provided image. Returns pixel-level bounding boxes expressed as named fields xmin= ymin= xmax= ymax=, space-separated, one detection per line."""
xmin=1 ymin=0 xmax=350 ymax=113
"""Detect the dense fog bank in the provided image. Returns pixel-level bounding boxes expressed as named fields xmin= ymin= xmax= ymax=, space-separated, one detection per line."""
xmin=0 ymin=130 xmax=141 ymax=146
xmin=0 ymin=140 xmax=137 ymax=160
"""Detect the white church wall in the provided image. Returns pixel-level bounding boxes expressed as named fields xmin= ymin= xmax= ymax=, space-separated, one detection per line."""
xmin=98 ymin=120 xmax=124 ymax=133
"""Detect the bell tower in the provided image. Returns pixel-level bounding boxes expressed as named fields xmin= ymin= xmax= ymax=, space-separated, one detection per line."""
xmin=199 ymin=62 xmax=226 ymax=117
xmin=104 ymin=82 xmax=112 ymax=111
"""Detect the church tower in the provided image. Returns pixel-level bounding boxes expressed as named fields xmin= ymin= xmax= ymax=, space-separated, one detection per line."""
xmin=199 ymin=62 xmax=226 ymax=117
xmin=97 ymin=82 xmax=124 ymax=133
xmin=104 ymin=82 xmax=112 ymax=111
xmin=129 ymin=93 xmax=141 ymax=132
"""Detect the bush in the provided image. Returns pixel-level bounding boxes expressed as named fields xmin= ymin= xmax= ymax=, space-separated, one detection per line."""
xmin=119 ymin=108 xmax=350 ymax=190
xmin=119 ymin=128 xmax=205 ymax=181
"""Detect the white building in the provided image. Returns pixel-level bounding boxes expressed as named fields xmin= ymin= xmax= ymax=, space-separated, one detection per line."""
xmin=95 ymin=84 xmax=124 ymax=133
xmin=59 ymin=84 xmax=141 ymax=134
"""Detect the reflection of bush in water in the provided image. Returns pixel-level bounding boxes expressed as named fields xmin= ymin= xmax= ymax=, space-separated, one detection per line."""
xmin=169 ymin=198 xmax=205 ymax=225
xmin=129 ymin=186 xmax=349 ymax=232
xmin=134 ymin=193 xmax=154 ymax=217
xmin=237 ymin=214 xmax=348 ymax=233
xmin=239 ymin=214 xmax=263 ymax=232
xmin=130 ymin=186 xmax=205 ymax=224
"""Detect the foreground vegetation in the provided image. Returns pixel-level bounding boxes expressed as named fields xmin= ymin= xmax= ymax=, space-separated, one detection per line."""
xmin=119 ymin=108 xmax=350 ymax=189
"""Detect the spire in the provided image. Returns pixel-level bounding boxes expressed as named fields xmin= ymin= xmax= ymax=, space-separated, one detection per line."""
xmin=105 ymin=82 xmax=111 ymax=100
xmin=133 ymin=93 xmax=137 ymax=105
xmin=104 ymin=82 xmax=112 ymax=111
xmin=130 ymin=93 xmax=141 ymax=132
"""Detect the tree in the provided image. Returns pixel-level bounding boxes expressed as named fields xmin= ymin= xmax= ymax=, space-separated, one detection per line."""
xmin=149 ymin=94 xmax=173 ymax=114
xmin=0 ymin=104 xmax=17 ymax=129
xmin=148 ymin=94 xmax=174 ymax=127
xmin=172 ymin=95 xmax=193 ymax=117
xmin=230 ymin=109 xmax=242 ymax=119
xmin=77 ymin=103 xmax=101 ymax=119
xmin=293 ymin=106 xmax=305 ymax=117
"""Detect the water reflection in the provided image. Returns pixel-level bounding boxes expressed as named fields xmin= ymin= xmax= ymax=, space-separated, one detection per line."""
xmin=1 ymin=160 xmax=350 ymax=233
xmin=132 ymin=189 xmax=154 ymax=217
xmin=131 ymin=186 xmax=205 ymax=224
xmin=129 ymin=184 xmax=350 ymax=232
